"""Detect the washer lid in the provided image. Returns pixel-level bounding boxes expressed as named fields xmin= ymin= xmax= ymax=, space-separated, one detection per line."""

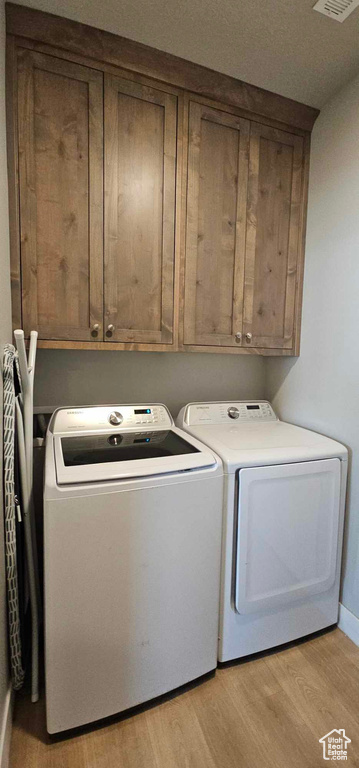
xmin=54 ymin=426 xmax=219 ymax=485
xmin=177 ymin=421 xmax=347 ymax=472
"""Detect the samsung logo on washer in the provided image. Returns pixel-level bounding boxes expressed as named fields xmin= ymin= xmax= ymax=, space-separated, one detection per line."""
xmin=67 ymin=410 xmax=84 ymax=414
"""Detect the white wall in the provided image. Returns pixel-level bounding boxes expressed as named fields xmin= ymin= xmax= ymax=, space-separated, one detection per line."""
xmin=0 ymin=0 xmax=12 ymax=763
xmin=266 ymin=72 xmax=359 ymax=621
xmin=35 ymin=351 xmax=265 ymax=417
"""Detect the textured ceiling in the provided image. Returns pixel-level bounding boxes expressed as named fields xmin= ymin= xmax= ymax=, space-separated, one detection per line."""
xmin=12 ymin=0 xmax=359 ymax=107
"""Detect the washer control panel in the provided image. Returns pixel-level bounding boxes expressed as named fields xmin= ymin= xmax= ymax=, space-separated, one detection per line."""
xmin=51 ymin=404 xmax=172 ymax=433
xmin=184 ymin=401 xmax=277 ymax=426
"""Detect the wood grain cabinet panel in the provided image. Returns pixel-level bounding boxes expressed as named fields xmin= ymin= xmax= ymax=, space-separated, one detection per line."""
xmin=8 ymin=16 xmax=311 ymax=355
xmin=183 ymin=106 xmax=305 ymax=353
xmin=184 ymin=102 xmax=250 ymax=347
xmin=104 ymin=75 xmax=177 ymax=344
xmin=243 ymin=123 xmax=304 ymax=350
xmin=17 ymin=49 xmax=103 ymax=341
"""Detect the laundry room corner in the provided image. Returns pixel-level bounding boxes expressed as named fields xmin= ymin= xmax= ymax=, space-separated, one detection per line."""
xmin=4 ymin=0 xmax=359 ymax=764
xmin=264 ymin=71 xmax=359 ymax=644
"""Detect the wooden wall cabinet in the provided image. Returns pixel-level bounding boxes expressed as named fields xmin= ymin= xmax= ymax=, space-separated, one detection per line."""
xmin=16 ymin=49 xmax=103 ymax=342
xmin=7 ymin=4 xmax=316 ymax=355
xmin=242 ymin=124 xmax=304 ymax=352
xmin=104 ymin=75 xmax=177 ymax=345
xmin=13 ymin=50 xmax=177 ymax=348
xmin=184 ymin=102 xmax=249 ymax=349
xmin=183 ymin=101 xmax=305 ymax=353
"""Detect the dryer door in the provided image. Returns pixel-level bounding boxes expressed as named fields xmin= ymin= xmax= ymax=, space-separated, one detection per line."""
xmin=235 ymin=458 xmax=341 ymax=615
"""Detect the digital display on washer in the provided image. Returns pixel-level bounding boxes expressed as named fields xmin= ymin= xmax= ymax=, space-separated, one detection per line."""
xmin=134 ymin=408 xmax=151 ymax=414
xmin=246 ymin=405 xmax=260 ymax=410
xmin=61 ymin=430 xmax=199 ymax=466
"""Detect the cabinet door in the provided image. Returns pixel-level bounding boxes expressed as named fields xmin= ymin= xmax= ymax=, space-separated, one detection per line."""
xmin=243 ymin=123 xmax=304 ymax=350
xmin=184 ymin=102 xmax=250 ymax=347
xmin=105 ymin=75 xmax=177 ymax=344
xmin=17 ymin=50 xmax=103 ymax=341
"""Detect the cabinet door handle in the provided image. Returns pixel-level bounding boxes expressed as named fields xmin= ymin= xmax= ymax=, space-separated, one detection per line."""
xmin=107 ymin=324 xmax=115 ymax=336
xmin=235 ymin=332 xmax=242 ymax=342
xmin=245 ymin=332 xmax=252 ymax=343
xmin=91 ymin=323 xmax=99 ymax=335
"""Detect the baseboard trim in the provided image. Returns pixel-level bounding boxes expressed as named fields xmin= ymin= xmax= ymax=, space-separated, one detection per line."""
xmin=0 ymin=685 xmax=13 ymax=768
xmin=338 ymin=603 xmax=359 ymax=647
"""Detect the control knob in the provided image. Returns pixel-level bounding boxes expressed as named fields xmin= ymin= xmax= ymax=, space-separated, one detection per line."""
xmin=228 ymin=406 xmax=240 ymax=420
xmin=108 ymin=411 xmax=123 ymax=426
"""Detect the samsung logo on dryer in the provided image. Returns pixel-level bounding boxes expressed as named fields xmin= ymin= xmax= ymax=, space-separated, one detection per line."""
xmin=66 ymin=410 xmax=84 ymax=414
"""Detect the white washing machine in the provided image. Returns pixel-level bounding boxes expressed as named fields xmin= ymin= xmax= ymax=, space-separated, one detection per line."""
xmin=177 ymin=401 xmax=348 ymax=662
xmin=44 ymin=404 xmax=223 ymax=733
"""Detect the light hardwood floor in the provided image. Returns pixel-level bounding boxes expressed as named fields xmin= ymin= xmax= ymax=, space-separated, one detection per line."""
xmin=10 ymin=628 xmax=359 ymax=768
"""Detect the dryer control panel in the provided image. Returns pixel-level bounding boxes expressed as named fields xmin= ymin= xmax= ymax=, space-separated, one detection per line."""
xmin=51 ymin=404 xmax=172 ymax=434
xmin=183 ymin=401 xmax=278 ymax=426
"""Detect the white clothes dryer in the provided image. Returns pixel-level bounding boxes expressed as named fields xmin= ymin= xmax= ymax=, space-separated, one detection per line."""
xmin=176 ymin=401 xmax=348 ymax=662
xmin=44 ymin=404 xmax=223 ymax=733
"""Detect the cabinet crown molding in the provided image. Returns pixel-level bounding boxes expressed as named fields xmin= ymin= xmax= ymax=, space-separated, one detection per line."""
xmin=6 ymin=2 xmax=319 ymax=132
